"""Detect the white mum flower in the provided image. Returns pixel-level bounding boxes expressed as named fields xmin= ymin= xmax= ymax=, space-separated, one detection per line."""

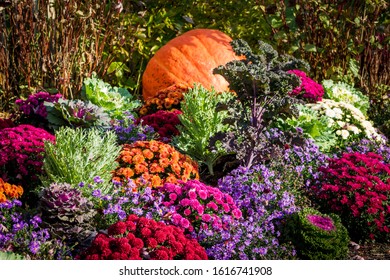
xmin=341 ymin=130 xmax=350 ymax=139
xmin=348 ymin=125 xmax=360 ymax=134
xmin=325 ymin=109 xmax=336 ymax=118
xmin=337 ymin=121 xmax=346 ymax=127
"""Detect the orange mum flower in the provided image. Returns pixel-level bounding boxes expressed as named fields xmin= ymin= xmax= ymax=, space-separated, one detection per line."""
xmin=151 ymin=175 xmax=162 ymax=188
xmin=134 ymin=163 xmax=148 ymax=174
xmin=121 ymin=168 xmax=135 ymax=178
xmin=142 ymin=149 xmax=154 ymax=160
xmin=0 ymin=192 xmax=6 ymax=203
xmin=139 ymin=84 xmax=187 ymax=116
xmin=171 ymin=162 xmax=182 ymax=176
xmin=150 ymin=163 xmax=164 ymax=173
xmin=159 ymin=157 xmax=170 ymax=168
xmin=132 ymin=154 xmax=145 ymax=165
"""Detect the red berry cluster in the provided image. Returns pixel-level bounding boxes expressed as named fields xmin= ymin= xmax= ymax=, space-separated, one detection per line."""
xmin=78 ymin=215 xmax=208 ymax=260
xmin=314 ymin=152 xmax=390 ymax=241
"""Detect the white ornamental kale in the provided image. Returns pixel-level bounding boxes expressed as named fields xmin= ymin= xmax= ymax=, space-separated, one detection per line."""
xmin=322 ymin=80 xmax=369 ymax=116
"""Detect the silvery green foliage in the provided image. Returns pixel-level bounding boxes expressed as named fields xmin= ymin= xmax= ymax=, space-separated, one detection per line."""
xmin=0 ymin=251 xmax=26 ymax=260
xmin=41 ymin=127 xmax=120 ymax=195
xmin=211 ymin=39 xmax=309 ymax=169
xmin=39 ymin=183 xmax=97 ymax=247
xmin=44 ymin=98 xmax=111 ymax=130
xmin=172 ymin=84 xmax=234 ymax=176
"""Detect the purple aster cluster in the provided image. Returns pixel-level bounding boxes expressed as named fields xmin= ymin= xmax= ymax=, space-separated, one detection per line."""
xmin=0 ymin=200 xmax=50 ymax=257
xmin=217 ymin=164 xmax=298 ymax=260
xmin=263 ymin=128 xmax=329 ymax=204
xmin=111 ymin=112 xmax=157 ymax=144
xmin=288 ymin=70 xmax=324 ymax=102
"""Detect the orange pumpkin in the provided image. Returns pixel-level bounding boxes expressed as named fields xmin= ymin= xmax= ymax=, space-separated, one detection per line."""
xmin=142 ymin=29 xmax=242 ymax=101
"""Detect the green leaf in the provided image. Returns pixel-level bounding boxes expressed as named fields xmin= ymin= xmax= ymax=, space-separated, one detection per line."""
xmin=270 ymin=15 xmax=284 ymax=29
xmin=304 ymin=44 xmax=317 ymax=52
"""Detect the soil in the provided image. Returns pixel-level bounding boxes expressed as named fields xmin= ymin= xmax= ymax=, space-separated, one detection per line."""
xmin=348 ymin=241 xmax=390 ymax=260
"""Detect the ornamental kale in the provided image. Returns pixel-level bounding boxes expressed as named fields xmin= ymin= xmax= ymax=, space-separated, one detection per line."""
xmin=39 ymin=183 xmax=97 ymax=251
xmin=322 ymin=79 xmax=369 ymax=116
xmin=282 ymin=207 xmax=350 ymax=260
xmin=212 ymin=39 xmax=309 ymax=169
xmin=44 ymin=98 xmax=111 ymax=130
xmin=81 ymin=73 xmax=141 ymax=119
xmin=172 ymin=84 xmax=234 ymax=176
xmin=15 ymin=91 xmax=62 ymax=130
xmin=274 ymin=104 xmax=337 ymax=152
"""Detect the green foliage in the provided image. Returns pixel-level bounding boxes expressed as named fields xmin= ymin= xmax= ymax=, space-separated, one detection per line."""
xmin=275 ymin=104 xmax=337 ymax=152
xmin=322 ymin=80 xmax=369 ymax=116
xmin=172 ymin=84 xmax=233 ymax=176
xmin=282 ymin=208 xmax=350 ymax=260
xmin=41 ymin=127 xmax=121 ymax=195
xmin=44 ymin=98 xmax=111 ymax=130
xmin=0 ymin=251 xmax=26 ymax=260
xmin=81 ymin=73 xmax=141 ymax=119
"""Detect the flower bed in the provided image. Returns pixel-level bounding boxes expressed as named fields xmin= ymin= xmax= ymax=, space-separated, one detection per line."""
xmin=1 ymin=35 xmax=389 ymax=261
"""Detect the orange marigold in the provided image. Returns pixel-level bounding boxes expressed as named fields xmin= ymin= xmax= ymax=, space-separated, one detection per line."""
xmin=112 ymin=140 xmax=199 ymax=191
xmin=0 ymin=178 xmax=23 ymax=203
xmin=0 ymin=192 xmax=6 ymax=203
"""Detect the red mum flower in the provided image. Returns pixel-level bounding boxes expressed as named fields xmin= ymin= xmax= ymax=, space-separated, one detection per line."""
xmin=108 ymin=221 xmax=127 ymax=235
